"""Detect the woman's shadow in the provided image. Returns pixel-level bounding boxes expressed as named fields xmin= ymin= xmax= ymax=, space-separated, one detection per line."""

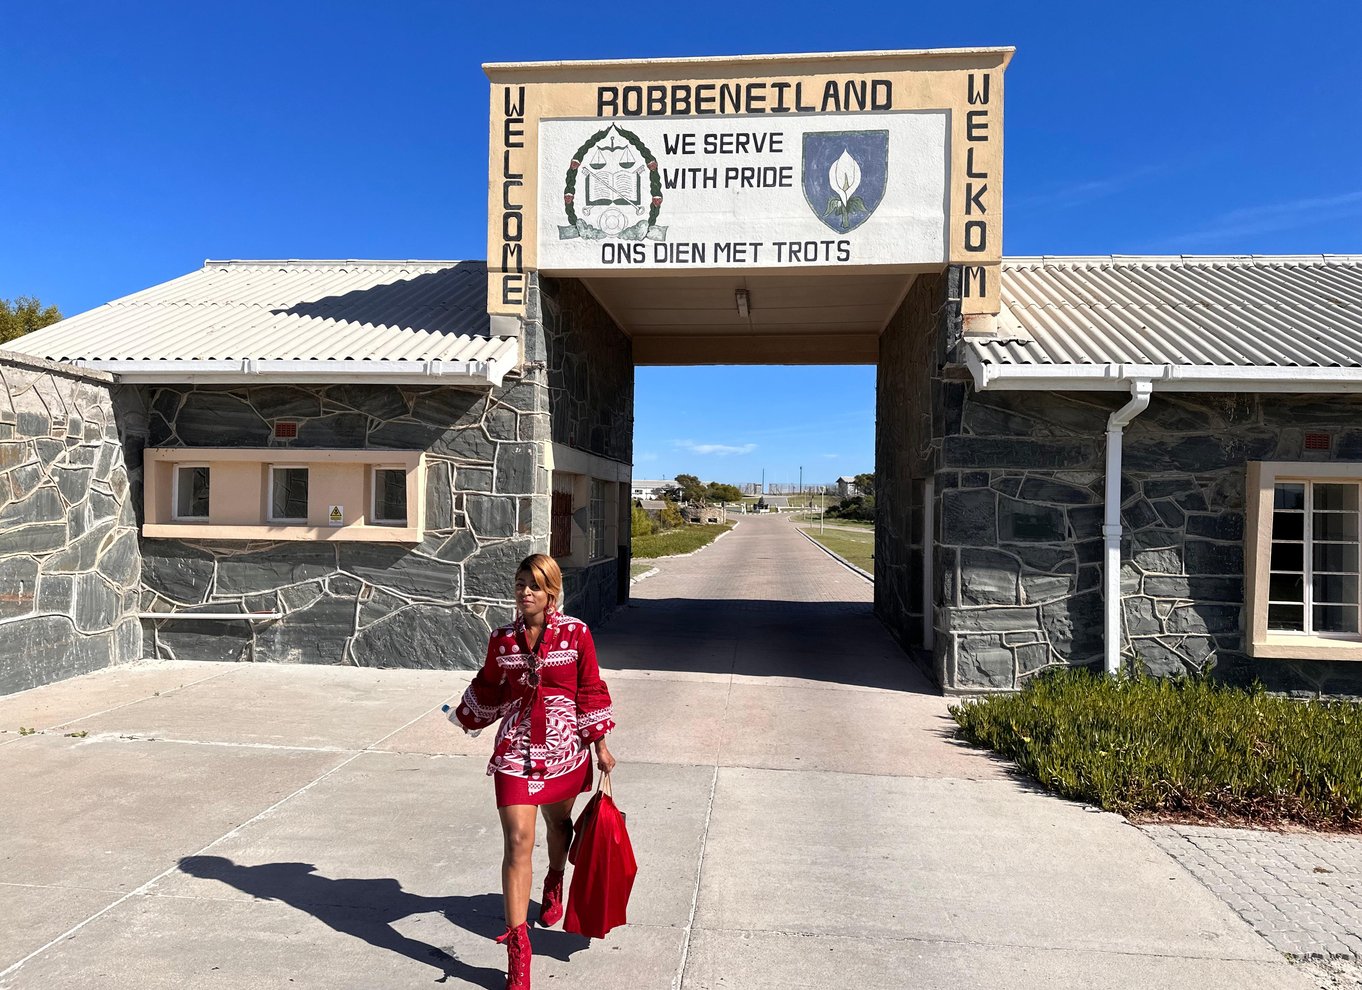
xmin=178 ymin=856 xmax=591 ymax=987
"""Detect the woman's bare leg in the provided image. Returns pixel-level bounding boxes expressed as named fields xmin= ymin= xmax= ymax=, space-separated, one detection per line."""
xmin=499 ymin=804 xmax=537 ymax=926
xmin=540 ymin=795 xmax=578 ymax=872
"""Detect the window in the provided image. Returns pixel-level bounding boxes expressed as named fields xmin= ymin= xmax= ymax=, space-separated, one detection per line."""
xmin=269 ymin=466 xmax=309 ymax=522
xmin=173 ymin=465 xmax=210 ymax=520
xmin=589 ymin=479 xmax=607 ymax=560
xmin=551 ymin=490 xmax=573 ymax=558
xmin=372 ymin=467 xmax=408 ymax=525
xmin=1247 ymin=462 xmax=1362 ymax=660
xmin=144 ymin=448 xmax=425 ymax=543
xmin=1267 ymin=481 xmax=1359 ymax=636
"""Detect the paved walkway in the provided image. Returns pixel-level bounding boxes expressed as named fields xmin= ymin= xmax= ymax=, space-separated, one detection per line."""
xmin=0 ymin=515 xmax=1349 ymax=988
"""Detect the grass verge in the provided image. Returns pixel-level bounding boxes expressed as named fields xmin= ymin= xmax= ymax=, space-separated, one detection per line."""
xmin=950 ymin=669 xmax=1362 ymax=831
xmin=632 ymin=522 xmax=733 ymax=559
xmin=800 ymin=526 xmax=874 ymax=573
xmin=629 ymin=561 xmax=656 ymax=579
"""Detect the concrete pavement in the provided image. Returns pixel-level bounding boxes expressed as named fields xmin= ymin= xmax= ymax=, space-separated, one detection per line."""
xmin=0 ymin=515 xmax=1333 ymax=988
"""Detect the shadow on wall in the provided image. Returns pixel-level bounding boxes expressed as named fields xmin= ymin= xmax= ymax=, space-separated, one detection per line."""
xmin=178 ymin=856 xmax=589 ymax=987
xmin=274 ymin=264 xmax=493 ymax=338
xmin=593 ymin=597 xmax=939 ymax=695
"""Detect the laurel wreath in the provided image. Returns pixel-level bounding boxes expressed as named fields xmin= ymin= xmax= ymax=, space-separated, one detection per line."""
xmin=563 ymin=126 xmax=663 ymax=231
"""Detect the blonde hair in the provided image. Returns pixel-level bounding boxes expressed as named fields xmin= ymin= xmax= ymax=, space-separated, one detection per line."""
xmin=516 ymin=554 xmax=563 ymax=610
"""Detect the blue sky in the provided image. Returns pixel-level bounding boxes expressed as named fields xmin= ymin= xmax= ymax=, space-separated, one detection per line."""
xmin=3 ymin=1 xmax=1360 ymax=489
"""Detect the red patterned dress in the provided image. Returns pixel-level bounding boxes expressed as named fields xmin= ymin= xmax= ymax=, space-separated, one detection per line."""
xmin=453 ymin=610 xmax=616 ymax=807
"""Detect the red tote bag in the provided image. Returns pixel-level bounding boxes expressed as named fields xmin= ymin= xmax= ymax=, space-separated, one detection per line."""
xmin=564 ymin=773 xmax=637 ymax=939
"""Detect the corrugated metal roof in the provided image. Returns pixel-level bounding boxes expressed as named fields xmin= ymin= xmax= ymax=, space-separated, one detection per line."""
xmin=8 ymin=260 xmax=508 ymax=365
xmin=973 ymin=255 xmax=1362 ymax=368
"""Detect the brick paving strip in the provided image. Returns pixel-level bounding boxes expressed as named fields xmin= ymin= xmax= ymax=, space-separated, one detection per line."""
xmin=1144 ymin=825 xmax=1362 ymax=961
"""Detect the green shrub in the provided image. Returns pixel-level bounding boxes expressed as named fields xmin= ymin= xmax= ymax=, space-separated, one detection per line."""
xmin=826 ymin=494 xmax=875 ymax=522
xmin=631 ymin=504 xmax=656 ymax=537
xmin=633 ymin=523 xmax=732 ymax=559
xmin=658 ymin=499 xmax=685 ymax=530
xmin=950 ymin=669 xmax=1362 ymax=831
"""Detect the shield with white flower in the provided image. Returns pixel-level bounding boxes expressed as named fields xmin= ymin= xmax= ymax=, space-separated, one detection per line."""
xmin=802 ymin=130 xmax=889 ymax=233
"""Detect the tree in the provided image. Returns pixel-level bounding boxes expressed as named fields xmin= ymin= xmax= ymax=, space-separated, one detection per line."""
xmin=674 ymin=473 xmax=707 ymax=504
xmin=1 ymin=296 xmax=62 ymax=345
xmin=706 ymin=482 xmax=744 ymax=504
xmin=631 ymin=504 xmax=656 ymax=537
xmin=658 ymin=499 xmax=685 ymax=529
xmin=854 ymin=472 xmax=876 ymax=499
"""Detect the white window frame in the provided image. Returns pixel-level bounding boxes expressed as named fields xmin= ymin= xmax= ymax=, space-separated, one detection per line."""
xmin=1266 ymin=480 xmax=1361 ymax=639
xmin=171 ymin=463 xmax=211 ymax=521
xmin=1247 ymin=461 xmax=1362 ymax=661
xmin=268 ymin=464 xmax=310 ymax=523
xmin=371 ymin=465 xmax=409 ymax=526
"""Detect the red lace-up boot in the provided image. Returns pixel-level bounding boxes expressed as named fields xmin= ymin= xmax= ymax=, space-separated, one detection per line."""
xmin=538 ymin=868 xmax=565 ymax=927
xmin=495 ymin=921 xmax=531 ymax=989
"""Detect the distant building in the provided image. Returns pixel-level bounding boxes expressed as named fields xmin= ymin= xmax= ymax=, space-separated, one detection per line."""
xmin=685 ymin=505 xmax=726 ymax=524
xmin=631 ymin=479 xmax=679 ymax=500
xmin=837 ymin=476 xmax=860 ymax=498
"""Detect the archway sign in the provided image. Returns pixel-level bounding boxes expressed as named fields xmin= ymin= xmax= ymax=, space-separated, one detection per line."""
xmin=486 ymin=49 xmax=1012 ymax=357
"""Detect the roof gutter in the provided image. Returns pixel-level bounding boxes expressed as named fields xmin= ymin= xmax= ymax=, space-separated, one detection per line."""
xmin=68 ymin=358 xmax=509 ymax=387
xmin=965 ymin=350 xmax=1362 ymax=393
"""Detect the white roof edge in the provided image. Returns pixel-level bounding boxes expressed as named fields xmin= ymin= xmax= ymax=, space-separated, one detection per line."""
xmin=965 ymin=348 xmax=1362 ymax=394
xmin=75 ymin=357 xmax=513 ymax=388
xmin=484 ymin=47 xmax=1015 ymax=73
xmin=200 ymin=259 xmax=476 ymax=268
xmin=1001 ymin=254 xmax=1362 ymax=267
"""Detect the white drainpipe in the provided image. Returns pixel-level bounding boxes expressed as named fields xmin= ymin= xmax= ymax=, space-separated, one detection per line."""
xmin=1103 ymin=380 xmax=1154 ymax=675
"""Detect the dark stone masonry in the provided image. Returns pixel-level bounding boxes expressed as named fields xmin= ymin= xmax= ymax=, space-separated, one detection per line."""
xmin=538 ymin=275 xmax=633 ymax=465
xmin=0 ymin=355 xmax=142 ymax=694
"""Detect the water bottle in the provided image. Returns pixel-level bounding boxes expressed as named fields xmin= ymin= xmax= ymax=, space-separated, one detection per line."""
xmin=442 ymin=703 xmax=481 ymax=738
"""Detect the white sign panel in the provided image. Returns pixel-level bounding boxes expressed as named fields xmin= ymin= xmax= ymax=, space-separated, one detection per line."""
xmin=537 ymin=112 xmax=948 ymax=271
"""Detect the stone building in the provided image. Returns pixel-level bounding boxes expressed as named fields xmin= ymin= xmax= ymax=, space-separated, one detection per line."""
xmin=7 ymin=262 xmax=632 ymax=679
xmin=5 ymin=47 xmax=1362 ymax=697
xmin=875 ymin=258 xmax=1362 ymax=696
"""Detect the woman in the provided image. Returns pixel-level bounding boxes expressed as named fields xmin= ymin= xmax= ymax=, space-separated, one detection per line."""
xmin=451 ymin=553 xmax=616 ymax=990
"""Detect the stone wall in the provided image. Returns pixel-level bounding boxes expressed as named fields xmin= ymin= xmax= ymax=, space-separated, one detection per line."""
xmin=131 ymin=378 xmax=547 ymax=669
xmin=561 ymin=559 xmax=620 ymax=626
xmin=938 ymin=383 xmax=1362 ymax=696
xmin=537 ymin=276 xmax=634 ymax=465
xmin=875 ymin=271 xmax=950 ymax=672
xmin=0 ymin=354 xmax=142 ymax=695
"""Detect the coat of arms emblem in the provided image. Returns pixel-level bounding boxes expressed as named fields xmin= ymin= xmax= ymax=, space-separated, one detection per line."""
xmin=559 ymin=124 xmax=668 ymax=242
xmin=802 ymin=130 xmax=889 ymax=233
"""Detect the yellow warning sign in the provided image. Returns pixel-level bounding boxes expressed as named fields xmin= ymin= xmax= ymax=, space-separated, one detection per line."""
xmin=328 ymin=504 xmax=344 ymax=527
